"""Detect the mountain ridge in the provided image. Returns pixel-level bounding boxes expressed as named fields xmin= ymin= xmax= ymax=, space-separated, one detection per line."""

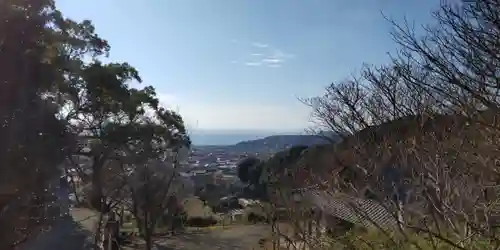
xmin=194 ymin=133 xmax=337 ymax=154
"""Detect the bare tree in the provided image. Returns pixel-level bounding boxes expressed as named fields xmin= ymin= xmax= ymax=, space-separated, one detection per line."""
xmin=389 ymin=0 xmax=500 ymax=116
xmin=126 ymin=149 xmax=193 ymax=250
xmin=289 ymin=2 xmax=500 ymax=249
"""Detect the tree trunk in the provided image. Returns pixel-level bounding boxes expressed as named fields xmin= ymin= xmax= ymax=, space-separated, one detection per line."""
xmin=144 ymin=212 xmax=153 ymax=250
xmin=91 ymin=157 xmax=104 ymax=211
xmin=94 ymin=212 xmax=106 ymax=250
xmin=144 ymin=230 xmax=153 ymax=250
xmin=271 ymin=216 xmax=278 ymax=250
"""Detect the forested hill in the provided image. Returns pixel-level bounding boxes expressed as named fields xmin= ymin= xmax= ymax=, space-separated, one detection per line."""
xmin=195 ymin=134 xmax=337 ymax=154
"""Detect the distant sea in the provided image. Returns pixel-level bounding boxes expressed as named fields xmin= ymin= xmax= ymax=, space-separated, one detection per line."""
xmin=189 ymin=129 xmax=304 ymax=146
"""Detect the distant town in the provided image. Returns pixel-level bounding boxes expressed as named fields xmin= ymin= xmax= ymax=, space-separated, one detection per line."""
xmin=180 ymin=134 xmax=330 ymax=199
xmin=182 ymin=146 xmax=246 ymax=191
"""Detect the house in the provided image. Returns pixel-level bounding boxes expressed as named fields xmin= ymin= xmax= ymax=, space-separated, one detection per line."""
xmin=238 ymin=198 xmax=260 ymax=208
xmin=228 ymin=209 xmax=245 ymax=222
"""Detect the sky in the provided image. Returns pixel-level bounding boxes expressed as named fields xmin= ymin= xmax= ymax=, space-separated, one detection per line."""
xmin=56 ymin=0 xmax=440 ymax=134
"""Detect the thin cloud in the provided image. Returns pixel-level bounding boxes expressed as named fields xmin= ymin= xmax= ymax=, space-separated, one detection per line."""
xmin=245 ymin=62 xmax=262 ymax=66
xmin=257 ymin=50 xmax=295 ymax=68
xmin=234 ymin=42 xmax=295 ymax=68
xmin=251 ymin=42 xmax=269 ymax=48
xmin=262 ymin=58 xmax=283 ymax=64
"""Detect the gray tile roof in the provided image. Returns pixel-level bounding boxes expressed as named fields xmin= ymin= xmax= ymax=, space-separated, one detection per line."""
xmin=299 ymin=188 xmax=400 ymax=230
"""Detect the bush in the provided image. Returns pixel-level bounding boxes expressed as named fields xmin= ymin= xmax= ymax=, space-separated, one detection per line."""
xmin=320 ymin=228 xmax=494 ymax=250
xmin=247 ymin=212 xmax=267 ymax=224
xmin=185 ymin=216 xmax=218 ymax=227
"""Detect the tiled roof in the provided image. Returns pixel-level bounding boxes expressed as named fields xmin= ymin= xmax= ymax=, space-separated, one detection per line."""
xmin=229 ymin=209 xmax=245 ymax=215
xmin=297 ymin=188 xmax=399 ymax=230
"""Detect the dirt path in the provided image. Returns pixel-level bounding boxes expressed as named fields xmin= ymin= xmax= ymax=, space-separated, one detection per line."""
xmin=152 ymin=225 xmax=271 ymax=250
xmin=17 ymin=181 xmax=99 ymax=250
xmin=18 ymin=214 xmax=94 ymax=250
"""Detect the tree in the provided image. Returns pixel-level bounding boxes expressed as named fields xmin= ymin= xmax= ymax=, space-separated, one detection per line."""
xmin=0 ymin=1 xmax=193 ymax=249
xmin=389 ymin=0 xmax=500 ymax=115
xmin=0 ymin=0 xmax=92 ymax=247
xmin=291 ymin=0 xmax=500 ymax=249
xmin=62 ymin=59 xmax=192 ymax=214
xmin=128 ymin=158 xmax=193 ymax=250
xmin=237 ymin=156 xmax=262 ymax=184
xmin=264 ymin=146 xmax=309 ymax=179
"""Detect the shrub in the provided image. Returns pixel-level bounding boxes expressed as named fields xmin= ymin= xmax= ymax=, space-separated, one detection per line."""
xmin=185 ymin=216 xmax=218 ymax=227
xmin=320 ymin=228 xmax=494 ymax=250
xmin=247 ymin=212 xmax=267 ymax=223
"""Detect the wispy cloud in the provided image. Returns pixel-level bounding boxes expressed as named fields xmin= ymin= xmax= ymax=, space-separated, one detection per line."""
xmin=230 ymin=41 xmax=296 ymax=68
xmin=251 ymin=42 xmax=269 ymax=48
xmin=262 ymin=58 xmax=283 ymax=64
xmin=246 ymin=49 xmax=295 ymax=68
xmin=245 ymin=62 xmax=262 ymax=66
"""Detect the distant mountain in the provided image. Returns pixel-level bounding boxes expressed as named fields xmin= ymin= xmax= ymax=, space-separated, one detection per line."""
xmin=189 ymin=132 xmax=270 ymax=146
xmin=189 ymin=129 xmax=303 ymax=145
xmin=194 ymin=133 xmax=338 ymax=154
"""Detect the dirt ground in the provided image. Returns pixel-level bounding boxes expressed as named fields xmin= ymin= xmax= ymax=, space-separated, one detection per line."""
xmin=125 ymin=225 xmax=272 ymax=250
xmin=17 ymin=187 xmax=98 ymax=250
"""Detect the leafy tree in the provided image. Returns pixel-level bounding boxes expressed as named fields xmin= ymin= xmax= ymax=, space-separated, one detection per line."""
xmin=266 ymin=145 xmax=308 ymax=172
xmin=59 ymin=59 xmax=191 ymax=248
xmin=237 ymin=156 xmax=262 ymax=183
xmin=236 ymin=146 xmax=310 ymax=201
xmin=61 ymin=59 xmax=190 ymax=212
xmin=260 ymin=145 xmax=309 ymax=186
xmin=0 ymin=0 xmax=90 ymax=247
xmin=0 ymin=1 xmax=191 ymax=249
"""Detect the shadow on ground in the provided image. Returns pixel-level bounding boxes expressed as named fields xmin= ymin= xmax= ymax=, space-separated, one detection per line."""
xmin=151 ymin=225 xmax=270 ymax=250
xmin=155 ymin=232 xmax=246 ymax=250
xmin=18 ymin=215 xmax=93 ymax=250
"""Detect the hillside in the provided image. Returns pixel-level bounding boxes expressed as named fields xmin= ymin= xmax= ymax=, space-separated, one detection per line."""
xmin=194 ymin=134 xmax=336 ymax=154
xmin=293 ymin=112 xmax=500 ymax=195
xmin=231 ymin=134 xmax=332 ymax=153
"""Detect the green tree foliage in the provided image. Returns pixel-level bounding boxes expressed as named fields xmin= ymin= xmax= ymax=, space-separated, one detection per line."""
xmin=0 ymin=1 xmax=82 ymax=247
xmin=0 ymin=1 xmax=190 ymax=248
xmin=60 ymin=28 xmax=190 ymax=213
xmin=236 ymin=146 xmax=310 ymax=201
xmin=260 ymin=145 xmax=309 ymax=185
xmin=237 ymin=156 xmax=262 ymax=183
xmin=237 ymin=156 xmax=269 ymax=200
xmin=265 ymin=145 xmax=308 ymax=173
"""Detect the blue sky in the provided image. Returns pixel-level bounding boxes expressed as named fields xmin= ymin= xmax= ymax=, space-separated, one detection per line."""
xmin=56 ymin=0 xmax=440 ymax=133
